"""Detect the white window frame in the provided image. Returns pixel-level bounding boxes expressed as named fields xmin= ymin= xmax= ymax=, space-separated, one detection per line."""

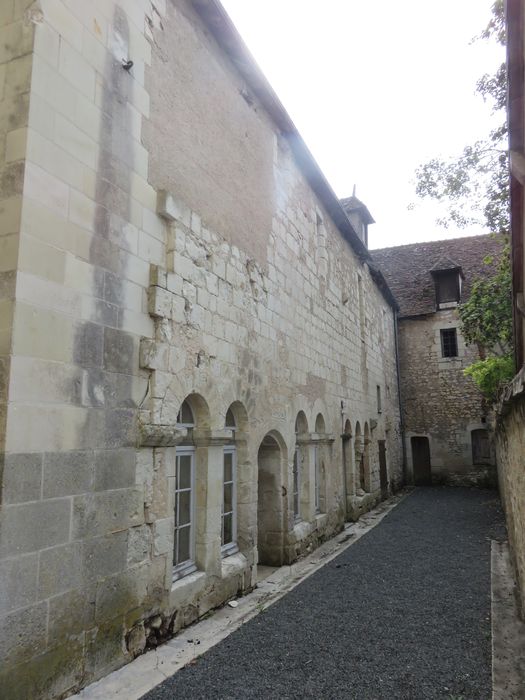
xmin=221 ymin=445 xmax=238 ymax=557
xmin=314 ymin=445 xmax=321 ymax=514
xmin=173 ymin=446 xmax=196 ymax=582
xmin=293 ymin=446 xmax=301 ymax=522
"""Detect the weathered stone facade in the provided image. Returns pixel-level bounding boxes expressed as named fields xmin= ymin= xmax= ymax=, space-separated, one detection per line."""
xmin=0 ymin=1 xmax=402 ymax=697
xmin=497 ymin=0 xmax=525 ymax=617
xmin=373 ymin=236 xmax=504 ymax=487
xmin=397 ymin=309 xmax=495 ymax=485
xmin=495 ymin=370 xmax=525 ymax=614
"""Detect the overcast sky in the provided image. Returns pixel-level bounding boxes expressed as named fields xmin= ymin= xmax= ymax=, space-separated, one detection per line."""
xmin=220 ymin=0 xmax=505 ymax=249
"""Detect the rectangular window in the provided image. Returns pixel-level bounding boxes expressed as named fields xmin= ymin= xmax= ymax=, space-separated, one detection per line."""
xmin=377 ymin=385 xmax=382 ymax=414
xmin=292 ymin=447 xmax=300 ymax=521
xmin=174 ymin=448 xmax=196 ymax=581
xmin=436 ymin=271 xmax=460 ymax=305
xmin=221 ymin=447 xmax=238 ymax=556
xmin=440 ymin=328 xmax=458 ymax=357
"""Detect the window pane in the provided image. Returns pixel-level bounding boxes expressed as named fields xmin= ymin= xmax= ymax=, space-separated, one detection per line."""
xmin=293 ymin=491 xmax=300 ymax=517
xmin=440 ymin=328 xmax=458 ymax=358
xmin=224 ymin=451 xmax=233 ymax=482
xmin=437 ymin=271 xmax=460 ymax=303
xmin=178 ymin=455 xmax=192 ymax=489
xmin=224 ymin=482 xmax=233 ymax=512
xmin=177 ymin=400 xmax=194 ymax=426
xmin=223 ymin=513 xmax=233 ymax=545
xmin=225 ymin=408 xmax=236 ymax=428
xmin=178 ymin=525 xmax=191 ymax=563
xmin=178 ymin=490 xmax=191 ymax=526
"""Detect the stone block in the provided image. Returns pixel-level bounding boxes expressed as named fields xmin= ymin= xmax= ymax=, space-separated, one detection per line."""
xmin=103 ymin=327 xmax=138 ymax=374
xmin=147 ymin=285 xmax=172 ymax=319
xmin=139 ymin=338 xmax=169 ymax=371
xmin=81 ymin=531 xmax=128 ymax=583
xmin=94 ymin=449 xmax=136 ymax=492
xmin=24 ymin=161 xmax=69 ymax=218
xmin=0 ymin=601 xmax=47 ymax=666
xmin=48 ymin=589 xmax=92 ymax=644
xmin=128 ymin=524 xmax=152 ymax=565
xmin=38 ymin=542 xmax=82 ymax=599
xmin=58 ymin=36 xmax=95 ymax=99
xmin=153 ymin=517 xmax=173 ymax=556
xmin=94 ymin=566 xmax=147 ymax=622
xmin=166 ymin=271 xmax=182 ymax=295
xmin=73 ymin=321 xmax=104 ymax=369
xmin=11 ymin=302 xmax=74 ymax=362
xmin=41 ymin=0 xmax=83 ymax=48
xmin=72 ymin=488 xmax=144 ymax=539
xmin=0 ymin=635 xmax=84 ymax=700
xmin=5 ymin=126 xmax=27 ymax=162
xmin=42 ymin=450 xmax=93 ymax=498
xmin=150 ymin=264 xmax=167 ymax=289
xmin=156 ymin=190 xmax=191 ymax=226
xmin=0 ymin=553 xmax=38 ymax=616
xmin=0 ymin=498 xmax=71 ymax=557
xmin=2 ymin=452 xmax=42 ymax=504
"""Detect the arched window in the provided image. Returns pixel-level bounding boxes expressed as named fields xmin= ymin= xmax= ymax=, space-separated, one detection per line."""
xmin=173 ymin=398 xmax=197 ymax=581
xmin=293 ymin=412 xmax=309 ymax=522
xmin=222 ymin=407 xmax=238 ymax=556
xmin=176 ymin=400 xmax=195 ymax=428
xmin=314 ymin=413 xmax=327 ymax=513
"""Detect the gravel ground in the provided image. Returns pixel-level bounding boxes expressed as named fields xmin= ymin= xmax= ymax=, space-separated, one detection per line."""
xmin=143 ymin=487 xmax=505 ymax=700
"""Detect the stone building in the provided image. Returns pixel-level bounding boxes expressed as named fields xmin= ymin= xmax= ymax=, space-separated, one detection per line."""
xmin=496 ymin=0 xmax=525 ymax=616
xmin=0 ymin=0 xmax=403 ymax=696
xmin=373 ymin=234 xmax=506 ymax=487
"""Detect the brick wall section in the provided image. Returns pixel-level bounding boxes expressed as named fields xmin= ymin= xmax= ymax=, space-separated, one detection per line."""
xmin=0 ymin=1 xmax=403 ymax=697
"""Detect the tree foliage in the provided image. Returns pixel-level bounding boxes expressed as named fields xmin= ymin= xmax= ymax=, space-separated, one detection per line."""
xmin=463 ymin=354 xmax=514 ymax=402
xmin=458 ymin=242 xmax=512 ymax=354
xmin=458 ymin=241 xmax=514 ymax=400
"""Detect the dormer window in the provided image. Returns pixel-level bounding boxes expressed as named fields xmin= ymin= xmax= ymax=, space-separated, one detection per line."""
xmin=430 ymin=260 xmax=463 ymax=310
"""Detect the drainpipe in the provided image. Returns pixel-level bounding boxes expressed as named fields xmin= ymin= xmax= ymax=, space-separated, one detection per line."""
xmin=393 ymin=309 xmax=407 ymax=484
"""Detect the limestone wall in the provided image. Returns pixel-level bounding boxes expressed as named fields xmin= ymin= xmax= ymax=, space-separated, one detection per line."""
xmin=496 ymin=372 xmax=525 ymax=614
xmin=0 ymin=1 xmax=403 ymax=697
xmin=398 ymin=309 xmax=496 ymax=485
xmin=0 ymin=2 xmax=36 ymax=454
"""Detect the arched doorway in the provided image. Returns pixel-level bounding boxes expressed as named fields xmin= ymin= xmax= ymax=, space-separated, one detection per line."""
xmin=257 ymin=433 xmax=286 ymax=567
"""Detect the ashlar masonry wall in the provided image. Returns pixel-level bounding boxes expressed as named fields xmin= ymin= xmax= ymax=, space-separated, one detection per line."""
xmin=399 ymin=309 xmax=496 ymax=485
xmin=496 ymin=371 xmax=525 ymax=615
xmin=0 ymin=1 xmax=402 ymax=697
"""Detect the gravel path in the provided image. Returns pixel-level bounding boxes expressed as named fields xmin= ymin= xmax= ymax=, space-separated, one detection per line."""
xmin=143 ymin=487 xmax=505 ymax=700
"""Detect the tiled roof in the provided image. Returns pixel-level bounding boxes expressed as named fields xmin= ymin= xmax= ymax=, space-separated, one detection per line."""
xmin=371 ymin=233 xmax=507 ymax=317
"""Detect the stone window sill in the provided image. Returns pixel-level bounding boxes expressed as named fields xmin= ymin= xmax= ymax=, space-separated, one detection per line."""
xmin=170 ymin=569 xmax=205 ymax=594
xmin=221 ymin=551 xmax=248 ymax=579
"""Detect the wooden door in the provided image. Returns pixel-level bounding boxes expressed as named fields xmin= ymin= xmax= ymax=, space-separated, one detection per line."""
xmin=411 ymin=436 xmax=431 ymax=486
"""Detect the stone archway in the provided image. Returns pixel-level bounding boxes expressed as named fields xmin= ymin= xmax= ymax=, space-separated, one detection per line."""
xmin=257 ymin=432 xmax=286 ymax=566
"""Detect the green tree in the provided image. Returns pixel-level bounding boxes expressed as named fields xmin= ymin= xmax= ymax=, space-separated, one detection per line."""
xmin=457 ymin=241 xmax=514 ymax=401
